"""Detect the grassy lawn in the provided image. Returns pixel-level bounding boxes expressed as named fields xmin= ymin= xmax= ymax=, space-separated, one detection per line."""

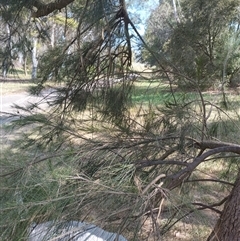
xmin=0 ymin=67 xmax=33 ymax=94
xmin=132 ymin=79 xmax=240 ymax=108
xmin=0 ymin=81 xmax=34 ymax=95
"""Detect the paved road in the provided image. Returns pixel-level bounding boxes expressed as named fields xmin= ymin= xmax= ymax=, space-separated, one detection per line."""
xmin=0 ymin=92 xmax=46 ymax=125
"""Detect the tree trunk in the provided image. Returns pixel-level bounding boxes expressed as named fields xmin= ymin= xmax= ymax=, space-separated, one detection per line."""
xmin=24 ymin=53 xmax=28 ymax=76
xmin=31 ymin=37 xmax=38 ymax=80
xmin=207 ymin=170 xmax=240 ymax=241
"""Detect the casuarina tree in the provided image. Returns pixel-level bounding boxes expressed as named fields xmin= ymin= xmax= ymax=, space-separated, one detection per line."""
xmin=1 ymin=0 xmax=240 ymax=240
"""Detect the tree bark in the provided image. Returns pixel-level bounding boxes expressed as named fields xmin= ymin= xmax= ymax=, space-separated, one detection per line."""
xmin=31 ymin=37 xmax=38 ymax=80
xmin=31 ymin=0 xmax=75 ymax=18
xmin=207 ymin=170 xmax=240 ymax=241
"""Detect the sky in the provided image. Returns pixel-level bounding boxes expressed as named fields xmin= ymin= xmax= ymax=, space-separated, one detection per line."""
xmin=128 ymin=0 xmax=159 ymax=35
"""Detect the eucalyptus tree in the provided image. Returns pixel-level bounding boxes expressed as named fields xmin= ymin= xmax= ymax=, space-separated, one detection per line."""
xmin=2 ymin=0 xmax=240 ymax=241
xmin=144 ymin=0 xmax=240 ymax=90
xmin=141 ymin=0 xmax=174 ymax=65
xmin=0 ymin=2 xmax=40 ymax=78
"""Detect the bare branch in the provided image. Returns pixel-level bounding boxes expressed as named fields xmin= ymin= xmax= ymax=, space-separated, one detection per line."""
xmin=137 ymin=159 xmax=188 ymax=169
xmin=167 ymin=145 xmax=240 ymax=189
xmin=161 ymin=197 xmax=228 ymax=235
xmin=193 ymin=139 xmax=240 ymax=150
xmin=31 ymin=0 xmax=75 ymax=18
xmin=192 ymin=197 xmax=229 ymax=215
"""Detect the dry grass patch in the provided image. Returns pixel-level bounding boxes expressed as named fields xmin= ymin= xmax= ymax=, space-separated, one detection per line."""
xmin=0 ymin=79 xmax=33 ymax=95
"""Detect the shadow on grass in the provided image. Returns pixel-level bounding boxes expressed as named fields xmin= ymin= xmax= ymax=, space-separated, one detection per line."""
xmin=0 ymin=77 xmax=31 ymax=83
xmin=132 ymin=81 xmax=240 ymax=108
xmin=132 ymin=83 xmax=208 ymax=105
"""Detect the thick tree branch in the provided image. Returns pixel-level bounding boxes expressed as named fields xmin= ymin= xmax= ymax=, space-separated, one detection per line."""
xmin=193 ymin=139 xmax=240 ymax=150
xmin=137 ymin=159 xmax=188 ymax=169
xmin=31 ymin=0 xmax=75 ymax=18
xmin=166 ymin=143 xmax=240 ymax=190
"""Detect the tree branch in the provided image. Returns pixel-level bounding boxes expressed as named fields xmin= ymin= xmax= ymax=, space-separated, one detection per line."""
xmin=193 ymin=139 xmax=240 ymax=150
xmin=166 ymin=145 xmax=240 ymax=190
xmin=31 ymin=0 xmax=75 ymax=18
xmin=161 ymin=196 xmax=229 ymax=235
xmin=136 ymin=159 xmax=188 ymax=169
